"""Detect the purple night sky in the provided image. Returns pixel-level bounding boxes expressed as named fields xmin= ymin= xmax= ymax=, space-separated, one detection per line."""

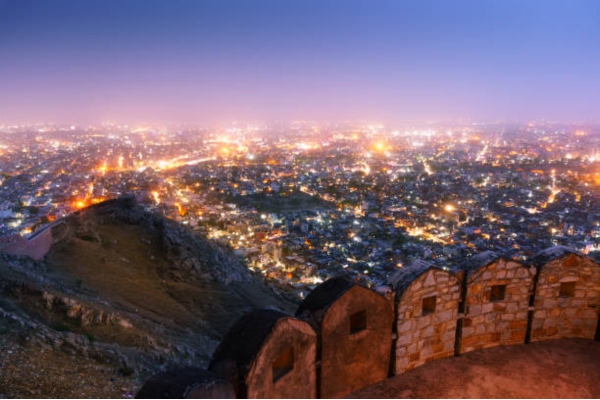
xmin=0 ymin=0 xmax=598 ymax=124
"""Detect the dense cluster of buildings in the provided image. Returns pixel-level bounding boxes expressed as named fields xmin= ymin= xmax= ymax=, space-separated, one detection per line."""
xmin=0 ymin=121 xmax=599 ymax=293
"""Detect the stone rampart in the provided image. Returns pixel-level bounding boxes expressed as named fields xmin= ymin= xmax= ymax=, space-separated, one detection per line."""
xmin=141 ymin=246 xmax=600 ymax=399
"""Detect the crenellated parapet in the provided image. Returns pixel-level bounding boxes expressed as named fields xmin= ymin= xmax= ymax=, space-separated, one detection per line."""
xmin=138 ymin=246 xmax=600 ymax=398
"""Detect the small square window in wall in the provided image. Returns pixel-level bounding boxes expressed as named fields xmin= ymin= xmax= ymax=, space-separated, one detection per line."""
xmin=272 ymin=347 xmax=294 ymax=383
xmin=422 ymin=295 xmax=437 ymax=316
xmin=559 ymin=282 xmax=576 ymax=297
xmin=490 ymin=285 xmax=506 ymax=302
xmin=350 ymin=309 xmax=367 ymax=334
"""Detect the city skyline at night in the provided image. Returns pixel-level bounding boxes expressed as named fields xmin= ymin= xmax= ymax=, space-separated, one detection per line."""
xmin=0 ymin=0 xmax=599 ymax=125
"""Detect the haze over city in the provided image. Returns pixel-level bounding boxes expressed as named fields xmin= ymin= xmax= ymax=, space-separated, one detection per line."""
xmin=0 ymin=1 xmax=600 ymax=399
xmin=1 ymin=0 xmax=599 ymax=125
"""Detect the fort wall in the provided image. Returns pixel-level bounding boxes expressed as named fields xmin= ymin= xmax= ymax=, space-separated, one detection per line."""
xmin=63 ymin=245 xmax=600 ymax=399
xmin=0 ymin=224 xmax=55 ymax=260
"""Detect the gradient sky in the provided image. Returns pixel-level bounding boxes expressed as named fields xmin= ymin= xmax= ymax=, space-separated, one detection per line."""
xmin=0 ymin=0 xmax=598 ymax=124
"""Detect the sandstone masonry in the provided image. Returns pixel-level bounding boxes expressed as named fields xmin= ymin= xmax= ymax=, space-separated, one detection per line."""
xmin=142 ymin=247 xmax=600 ymax=399
xmin=531 ymin=247 xmax=600 ymax=341
xmin=390 ymin=261 xmax=461 ymax=374
xmin=460 ymin=253 xmax=535 ymax=353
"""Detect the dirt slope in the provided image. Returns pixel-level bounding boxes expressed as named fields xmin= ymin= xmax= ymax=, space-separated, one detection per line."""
xmin=0 ymin=197 xmax=297 ymax=398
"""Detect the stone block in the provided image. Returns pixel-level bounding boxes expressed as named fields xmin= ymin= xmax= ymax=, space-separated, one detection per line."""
xmin=442 ymin=330 xmax=456 ymax=342
xmin=433 ymin=309 xmax=454 ymax=324
xmin=543 ymin=318 xmax=557 ymax=328
xmin=543 ymin=299 xmax=558 ymax=309
xmin=460 ymin=335 xmax=478 ymax=349
xmin=548 ymin=308 xmax=561 ymax=317
xmin=396 ymin=358 xmax=409 ymax=370
xmin=516 ymin=268 xmax=529 ymax=278
xmin=510 ymin=320 xmax=527 ymax=330
xmin=482 ymin=303 xmax=494 ymax=314
xmin=515 ymin=312 xmax=528 ymax=320
xmin=443 ymin=341 xmax=454 ymax=352
xmin=398 ymin=320 xmax=412 ymax=333
xmin=484 ymin=313 xmax=496 ymax=323
xmin=462 ymin=326 xmax=475 ymax=336
xmin=423 ymin=325 xmax=434 ymax=338
xmin=493 ymin=303 xmax=506 ymax=312
xmin=510 ymin=330 xmax=525 ymax=342
xmin=506 ymin=287 xmax=521 ymax=297
xmin=421 ymin=346 xmax=433 ymax=358
xmin=417 ymin=316 xmax=431 ymax=330
xmin=571 ymin=299 xmax=586 ymax=308
xmin=434 ymin=323 xmax=444 ymax=334
xmin=501 ymin=313 xmax=514 ymax=321
xmin=537 ymin=288 xmax=550 ymax=298
xmin=534 ymin=310 xmax=546 ymax=319
xmin=396 ymin=333 xmax=412 ymax=346
xmin=468 ymin=304 xmax=482 ymax=316
xmin=497 ymin=321 xmax=509 ymax=330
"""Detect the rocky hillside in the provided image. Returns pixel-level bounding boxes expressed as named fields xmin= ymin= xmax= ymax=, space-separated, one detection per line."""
xmin=0 ymin=197 xmax=297 ymax=398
